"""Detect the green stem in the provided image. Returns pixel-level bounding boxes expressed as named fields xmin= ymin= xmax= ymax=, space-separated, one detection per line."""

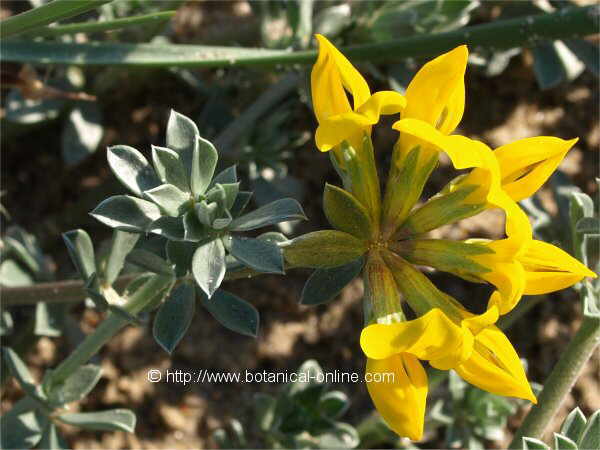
xmin=48 ymin=275 xmax=168 ymax=386
xmin=2 ymin=6 xmax=598 ymax=67
xmin=26 ymin=10 xmax=176 ymax=37
xmin=0 ymin=0 xmax=113 ymax=38
xmin=509 ymin=313 xmax=600 ymax=447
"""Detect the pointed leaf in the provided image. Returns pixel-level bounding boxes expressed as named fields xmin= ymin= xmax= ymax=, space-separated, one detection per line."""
xmin=34 ymin=303 xmax=63 ymax=337
xmin=229 ymin=236 xmax=284 ymax=274
xmin=230 ymin=191 xmax=253 ymax=218
xmin=0 ymin=400 xmax=43 ymax=450
xmin=62 ymin=229 xmax=96 ymax=282
xmin=58 ymin=409 xmax=136 ymax=433
xmin=153 ymin=283 xmax=196 ymax=354
xmin=192 ymin=239 xmax=226 ymax=298
xmin=166 ymin=110 xmax=199 ymax=178
xmin=91 ymin=195 xmax=162 ymax=232
xmin=61 ymin=103 xmax=103 ymax=166
xmin=1 ymin=311 xmax=14 ymax=336
xmin=149 ymin=216 xmax=186 ymax=241
xmin=183 ymin=211 xmax=206 ymax=241
xmin=166 ymin=240 xmax=196 ymax=277
xmin=319 ymin=391 xmax=350 ymax=420
xmin=230 ymin=198 xmax=306 ymax=231
xmin=212 ymin=165 xmax=238 ymax=186
xmin=104 ymin=231 xmax=139 ymax=286
xmin=561 ymin=407 xmax=587 ymax=442
xmin=200 ymin=289 xmax=259 ymax=337
xmin=143 ymin=184 xmax=190 ymax=217
xmin=324 ymin=183 xmax=373 ymax=239
xmin=2 ymin=347 xmax=46 ymax=402
xmin=554 ymin=433 xmax=577 ymax=450
xmin=84 ymin=273 xmax=109 ymax=311
xmin=284 ymin=230 xmax=368 ymax=269
xmin=39 ymin=422 xmax=68 ymax=450
xmin=191 ymin=136 xmax=218 ymax=198
xmin=126 ymin=249 xmax=174 ymax=276
xmin=522 ymin=437 xmax=551 ymax=450
xmin=579 ymin=410 xmax=599 ymax=450
xmin=301 ymin=257 xmax=364 ymax=305
xmin=107 ymin=145 xmax=160 ymax=196
xmin=151 ymin=145 xmax=189 ymax=192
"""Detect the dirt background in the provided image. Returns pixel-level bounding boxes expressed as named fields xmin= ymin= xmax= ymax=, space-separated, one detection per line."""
xmin=1 ymin=1 xmax=599 ymax=449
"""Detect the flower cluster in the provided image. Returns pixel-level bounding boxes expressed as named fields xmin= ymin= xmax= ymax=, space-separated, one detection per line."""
xmin=309 ymin=34 xmax=596 ymax=440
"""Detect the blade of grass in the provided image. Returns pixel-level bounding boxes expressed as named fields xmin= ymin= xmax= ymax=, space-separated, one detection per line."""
xmin=1 ymin=6 xmax=598 ymax=67
xmin=0 ymin=0 xmax=114 ymax=38
xmin=26 ymin=10 xmax=176 ymax=38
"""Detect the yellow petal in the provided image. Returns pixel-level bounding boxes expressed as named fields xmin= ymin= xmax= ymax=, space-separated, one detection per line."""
xmin=356 ymin=90 xmax=407 ymax=121
xmin=455 ymin=326 xmax=537 ymax=403
xmin=311 ymin=34 xmax=370 ymax=125
xmin=495 ymin=137 xmax=577 ymax=201
xmin=366 ymin=354 xmax=427 ymax=441
xmin=315 ymin=112 xmax=372 ymax=152
xmin=403 ymin=45 xmax=468 ymax=134
xmin=360 ymin=308 xmax=472 ymax=366
xmin=519 ymin=239 xmax=597 ymax=294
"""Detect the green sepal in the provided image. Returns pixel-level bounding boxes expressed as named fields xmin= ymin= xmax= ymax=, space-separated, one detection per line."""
xmin=363 ymin=251 xmax=405 ymax=322
xmin=398 ymin=184 xmax=483 ymax=238
xmin=283 ymin=230 xmax=368 ymax=269
xmin=301 ymin=257 xmax=364 ymax=306
xmin=395 ymin=239 xmax=493 ymax=282
xmin=323 ymin=183 xmax=373 ymax=240
xmin=382 ymin=145 xmax=438 ymax=239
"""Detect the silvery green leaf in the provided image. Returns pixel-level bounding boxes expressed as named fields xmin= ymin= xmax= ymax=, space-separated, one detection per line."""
xmin=230 ymin=198 xmax=306 ymax=231
xmin=5 ymin=89 xmax=63 ymax=124
xmin=3 ymin=236 xmax=40 ymax=274
xmin=532 ymin=42 xmax=567 ymax=90
xmin=561 ymin=407 xmax=587 ymax=442
xmin=579 ymin=410 xmax=599 ymax=450
xmin=91 ymin=195 xmax=162 ymax=232
xmin=212 ymin=165 xmax=237 ymax=186
xmin=221 ymin=183 xmax=240 ymax=210
xmin=126 ymin=249 xmax=174 ymax=276
xmin=301 ymin=257 xmax=364 ymax=305
xmin=166 ymin=240 xmax=196 ymax=277
xmin=166 ymin=110 xmax=199 ymax=178
xmin=38 ymin=421 xmax=68 ymax=450
xmin=46 ymin=364 xmax=102 ymax=407
xmin=554 ymin=433 xmax=577 ymax=450
xmin=183 ymin=211 xmax=206 ymax=241
xmin=319 ymin=391 xmax=349 ymax=420
xmin=0 ymin=260 xmax=33 ymax=287
xmin=289 ymin=359 xmax=324 ymax=396
xmin=565 ymin=38 xmax=599 ymax=77
xmin=576 ymin=217 xmax=599 ymax=235
xmin=104 ymin=231 xmax=139 ymax=286
xmin=58 ymin=409 xmax=136 ymax=433
xmin=143 ymin=184 xmax=190 ymax=217
xmin=212 ymin=209 xmax=232 ymax=230
xmin=253 ymin=393 xmax=276 ymax=432
xmin=34 ymin=303 xmax=63 ymax=337
xmin=2 ymin=347 xmax=46 ymax=402
xmin=200 ymin=289 xmax=259 ymax=337
xmin=257 ymin=232 xmax=289 ymax=245
xmin=195 ymin=201 xmax=218 ymax=227
xmin=153 ymin=283 xmax=196 ymax=354
xmin=191 ymin=136 xmax=218 ymax=198
xmin=206 ymin=183 xmax=227 ymax=206
xmin=522 ymin=437 xmax=551 ymax=449
xmin=1 ymin=311 xmax=14 ymax=336
xmin=316 ymin=422 xmax=359 ymax=449
xmin=107 ymin=145 xmax=160 ymax=196
xmin=151 ymin=145 xmax=189 ymax=192
xmin=230 ymin=191 xmax=252 ymax=218
xmin=228 ymin=419 xmax=247 ymax=448
xmin=149 ymin=216 xmax=186 ymax=241
xmin=84 ymin=273 xmax=109 ymax=311
xmin=61 ymin=103 xmax=103 ymax=166
xmin=62 ymin=229 xmax=96 ymax=282
xmin=229 ymin=236 xmax=284 ymax=274
xmin=0 ymin=400 xmax=43 ymax=450
xmin=192 ymin=239 xmax=226 ymax=298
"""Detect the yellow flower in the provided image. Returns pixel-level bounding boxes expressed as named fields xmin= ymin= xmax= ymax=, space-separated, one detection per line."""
xmin=311 ymin=34 xmax=406 ymax=152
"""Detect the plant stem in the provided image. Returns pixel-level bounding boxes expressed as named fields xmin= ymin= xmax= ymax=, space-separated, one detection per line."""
xmin=509 ymin=313 xmax=600 ymax=447
xmin=1 ymin=267 xmax=264 ymax=307
xmin=0 ymin=0 xmax=113 ymax=38
xmin=48 ymin=275 xmax=168 ymax=386
xmin=2 ymin=6 xmax=598 ymax=67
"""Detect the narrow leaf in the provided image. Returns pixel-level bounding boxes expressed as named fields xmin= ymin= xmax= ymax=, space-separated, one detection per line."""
xmin=191 ymin=136 xmax=218 ymax=198
xmin=46 ymin=364 xmax=102 ymax=407
xmin=58 ymin=409 xmax=136 ymax=433
xmin=62 ymin=229 xmax=96 ymax=282
xmin=153 ymin=283 xmax=196 ymax=354
xmin=126 ymin=249 xmax=174 ymax=276
xmin=2 ymin=347 xmax=46 ymax=401
xmin=230 ymin=198 xmax=306 ymax=231
xmin=166 ymin=110 xmax=198 ymax=181
xmin=104 ymin=230 xmax=139 ymax=286
xmin=91 ymin=195 xmax=162 ymax=232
